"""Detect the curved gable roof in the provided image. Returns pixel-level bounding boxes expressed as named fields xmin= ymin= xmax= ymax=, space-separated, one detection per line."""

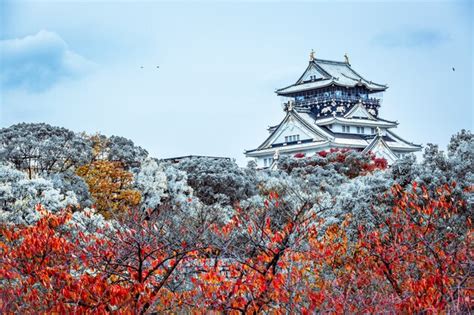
xmin=277 ymin=58 xmax=388 ymax=95
xmin=252 ymin=110 xmax=333 ymax=151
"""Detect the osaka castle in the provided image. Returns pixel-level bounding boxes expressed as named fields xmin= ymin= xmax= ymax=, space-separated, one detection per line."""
xmin=245 ymin=52 xmax=421 ymax=168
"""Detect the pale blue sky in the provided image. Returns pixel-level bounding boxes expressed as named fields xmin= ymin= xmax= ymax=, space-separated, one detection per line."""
xmin=0 ymin=0 xmax=472 ymax=164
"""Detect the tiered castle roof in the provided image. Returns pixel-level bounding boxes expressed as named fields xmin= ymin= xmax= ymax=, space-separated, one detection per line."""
xmin=276 ymin=56 xmax=387 ymax=96
xmin=246 ymin=109 xmax=420 ymax=155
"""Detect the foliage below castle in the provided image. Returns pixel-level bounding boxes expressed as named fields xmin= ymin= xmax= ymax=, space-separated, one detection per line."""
xmin=0 ymin=122 xmax=472 ymax=313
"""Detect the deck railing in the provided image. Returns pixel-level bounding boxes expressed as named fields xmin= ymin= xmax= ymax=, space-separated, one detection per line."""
xmin=293 ymin=95 xmax=381 ymax=107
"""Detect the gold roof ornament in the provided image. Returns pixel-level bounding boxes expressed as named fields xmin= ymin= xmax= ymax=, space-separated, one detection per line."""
xmin=309 ymin=49 xmax=315 ymax=61
xmin=376 ymin=126 xmax=383 ymax=137
xmin=344 ymin=53 xmax=350 ymax=65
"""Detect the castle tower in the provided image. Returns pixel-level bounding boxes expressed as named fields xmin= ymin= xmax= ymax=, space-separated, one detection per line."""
xmin=245 ymin=53 xmax=421 ymax=168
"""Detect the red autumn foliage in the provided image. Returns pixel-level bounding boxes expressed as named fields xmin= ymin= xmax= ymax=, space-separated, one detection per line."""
xmin=281 ymin=148 xmax=387 ymax=178
xmin=0 ymin=184 xmax=471 ymax=313
xmin=317 ymin=150 xmax=328 ymax=157
xmin=0 ymin=205 xmax=123 ymax=313
xmin=189 ymin=183 xmax=472 ymax=313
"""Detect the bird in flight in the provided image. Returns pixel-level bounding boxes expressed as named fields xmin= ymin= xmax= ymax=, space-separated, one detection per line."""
xmin=452 ymin=67 xmax=455 ymax=71
xmin=140 ymin=66 xmax=159 ymax=69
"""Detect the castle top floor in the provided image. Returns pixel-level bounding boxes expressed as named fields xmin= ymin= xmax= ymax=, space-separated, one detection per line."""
xmin=276 ymin=52 xmax=387 ymax=98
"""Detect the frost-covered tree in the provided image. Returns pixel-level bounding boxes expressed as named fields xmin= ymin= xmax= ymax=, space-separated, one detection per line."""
xmin=107 ymin=135 xmax=148 ymax=168
xmin=0 ymin=123 xmax=92 ymax=178
xmin=46 ymin=171 xmax=93 ymax=208
xmin=175 ymin=157 xmax=257 ymax=206
xmin=278 ymin=149 xmax=386 ymax=180
xmin=446 ymin=130 xmax=473 ymax=196
xmin=69 ymin=207 xmax=109 ymax=234
xmin=161 ymin=163 xmax=194 ymax=206
xmin=245 ymin=169 xmax=317 ymax=227
xmin=393 ymin=131 xmax=473 ymax=211
xmin=0 ymin=163 xmax=78 ymax=224
xmin=88 ymin=134 xmax=148 ymax=170
xmin=274 ymin=150 xmax=387 ymax=211
xmin=246 ymin=160 xmax=257 ymax=171
xmin=447 ymin=129 xmax=472 ymax=157
xmin=389 ymin=154 xmax=420 ymax=187
xmin=134 ymin=158 xmax=168 ymax=211
xmin=331 ymin=171 xmax=394 ymax=237
xmin=275 ymin=150 xmax=393 ymax=238
xmin=0 ymin=163 xmax=25 ymax=208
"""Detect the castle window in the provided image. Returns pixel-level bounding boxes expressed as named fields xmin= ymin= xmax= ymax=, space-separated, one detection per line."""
xmin=356 ymin=127 xmax=365 ymax=134
xmin=264 ymin=158 xmax=273 ymax=167
xmin=371 ymin=127 xmax=376 ymax=134
xmin=342 ymin=125 xmax=351 ymax=133
xmin=285 ymin=134 xmax=300 ymax=142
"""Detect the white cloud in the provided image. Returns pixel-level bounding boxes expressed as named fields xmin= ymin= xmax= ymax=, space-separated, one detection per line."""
xmin=0 ymin=30 xmax=95 ymax=92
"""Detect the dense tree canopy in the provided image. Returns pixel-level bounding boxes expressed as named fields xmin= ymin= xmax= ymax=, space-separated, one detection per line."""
xmin=174 ymin=157 xmax=257 ymax=206
xmin=88 ymin=134 xmax=148 ymax=169
xmin=0 ymin=123 xmax=92 ymax=178
xmin=1 ymin=182 xmax=471 ymax=313
xmin=0 ymin=163 xmax=78 ymax=225
xmin=76 ymin=161 xmax=141 ymax=219
xmin=0 ymin=123 xmax=472 ymax=313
